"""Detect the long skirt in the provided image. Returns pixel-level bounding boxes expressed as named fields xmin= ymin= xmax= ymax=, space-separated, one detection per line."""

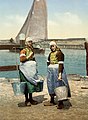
xmin=19 ymin=61 xmax=38 ymax=93
xmin=47 ymin=64 xmax=71 ymax=97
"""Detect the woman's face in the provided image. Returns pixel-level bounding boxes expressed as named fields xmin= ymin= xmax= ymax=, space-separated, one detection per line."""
xmin=50 ymin=45 xmax=57 ymax=51
xmin=27 ymin=41 xmax=33 ymax=48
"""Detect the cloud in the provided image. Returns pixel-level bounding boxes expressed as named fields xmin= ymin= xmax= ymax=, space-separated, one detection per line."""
xmin=58 ymin=12 xmax=82 ymax=25
xmin=0 ymin=14 xmax=25 ymax=39
xmin=6 ymin=14 xmax=25 ymax=24
xmin=0 ymin=11 xmax=88 ymax=39
xmin=48 ymin=12 xmax=88 ymax=38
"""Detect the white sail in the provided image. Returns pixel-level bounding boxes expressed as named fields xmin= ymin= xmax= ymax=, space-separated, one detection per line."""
xmin=16 ymin=0 xmax=47 ymax=43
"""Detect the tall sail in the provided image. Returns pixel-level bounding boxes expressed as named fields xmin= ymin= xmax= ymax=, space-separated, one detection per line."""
xmin=16 ymin=0 xmax=47 ymax=43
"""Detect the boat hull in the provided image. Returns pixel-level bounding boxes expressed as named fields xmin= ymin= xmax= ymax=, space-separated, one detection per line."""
xmin=9 ymin=47 xmax=45 ymax=54
xmin=34 ymin=48 xmax=45 ymax=54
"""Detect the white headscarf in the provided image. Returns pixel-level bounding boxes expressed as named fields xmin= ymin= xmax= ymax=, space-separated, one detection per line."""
xmin=26 ymin=37 xmax=32 ymax=42
xmin=49 ymin=41 xmax=57 ymax=46
xmin=25 ymin=37 xmax=33 ymax=45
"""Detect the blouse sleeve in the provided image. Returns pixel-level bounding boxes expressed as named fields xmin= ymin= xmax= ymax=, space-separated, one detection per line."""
xmin=56 ymin=50 xmax=64 ymax=73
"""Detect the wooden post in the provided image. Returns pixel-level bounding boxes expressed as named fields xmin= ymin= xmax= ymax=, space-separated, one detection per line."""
xmin=84 ymin=42 xmax=88 ymax=75
xmin=20 ymin=40 xmax=25 ymax=48
xmin=19 ymin=33 xmax=25 ymax=48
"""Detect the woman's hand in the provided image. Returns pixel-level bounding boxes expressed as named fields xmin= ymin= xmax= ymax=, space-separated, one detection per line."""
xmin=58 ymin=72 xmax=62 ymax=80
xmin=26 ymin=52 xmax=33 ymax=59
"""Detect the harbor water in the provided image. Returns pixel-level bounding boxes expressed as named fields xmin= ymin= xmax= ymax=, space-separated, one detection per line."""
xmin=0 ymin=48 xmax=86 ymax=78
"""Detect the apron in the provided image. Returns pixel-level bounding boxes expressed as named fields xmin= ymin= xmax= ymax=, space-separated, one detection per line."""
xmin=47 ymin=64 xmax=71 ymax=97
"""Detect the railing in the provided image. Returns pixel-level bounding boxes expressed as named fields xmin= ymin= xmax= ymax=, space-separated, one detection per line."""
xmin=0 ymin=65 xmax=19 ymax=71
xmin=0 ymin=44 xmax=20 ymax=71
xmin=0 ymin=44 xmax=20 ymax=50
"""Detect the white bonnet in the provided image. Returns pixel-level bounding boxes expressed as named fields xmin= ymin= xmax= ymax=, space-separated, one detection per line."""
xmin=26 ymin=37 xmax=32 ymax=42
xmin=49 ymin=41 xmax=57 ymax=46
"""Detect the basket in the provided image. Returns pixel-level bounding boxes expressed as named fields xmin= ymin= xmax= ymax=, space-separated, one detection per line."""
xmin=12 ymin=80 xmax=44 ymax=95
xmin=54 ymin=79 xmax=68 ymax=101
xmin=54 ymin=86 xmax=68 ymax=101
xmin=12 ymin=82 xmax=26 ymax=95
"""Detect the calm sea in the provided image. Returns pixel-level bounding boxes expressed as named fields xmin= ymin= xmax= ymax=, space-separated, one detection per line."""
xmin=0 ymin=48 xmax=86 ymax=78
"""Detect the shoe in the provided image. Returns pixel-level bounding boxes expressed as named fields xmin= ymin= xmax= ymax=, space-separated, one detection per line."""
xmin=29 ymin=99 xmax=38 ymax=105
xmin=25 ymin=101 xmax=31 ymax=106
xmin=57 ymin=102 xmax=64 ymax=109
xmin=57 ymin=104 xmax=64 ymax=109
xmin=43 ymin=101 xmax=56 ymax=106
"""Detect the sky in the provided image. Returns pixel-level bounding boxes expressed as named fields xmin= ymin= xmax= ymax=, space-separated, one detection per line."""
xmin=0 ymin=0 xmax=88 ymax=40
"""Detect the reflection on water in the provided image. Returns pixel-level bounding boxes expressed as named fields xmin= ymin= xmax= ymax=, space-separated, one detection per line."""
xmin=0 ymin=49 xmax=86 ymax=78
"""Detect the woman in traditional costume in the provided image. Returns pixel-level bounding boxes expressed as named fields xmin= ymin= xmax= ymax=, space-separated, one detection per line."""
xmin=19 ymin=37 xmax=38 ymax=106
xmin=44 ymin=41 xmax=71 ymax=109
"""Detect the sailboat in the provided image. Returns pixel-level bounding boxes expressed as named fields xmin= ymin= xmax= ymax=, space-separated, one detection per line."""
xmin=15 ymin=0 xmax=47 ymax=54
